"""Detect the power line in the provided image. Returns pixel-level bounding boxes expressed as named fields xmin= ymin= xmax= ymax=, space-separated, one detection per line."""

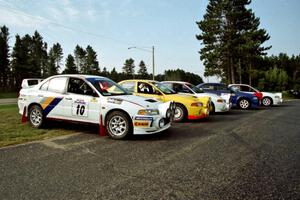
xmin=0 ymin=4 xmax=137 ymax=47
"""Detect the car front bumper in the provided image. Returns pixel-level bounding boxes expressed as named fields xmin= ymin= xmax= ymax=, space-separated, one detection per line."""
xmin=188 ymin=107 xmax=210 ymax=120
xmin=133 ymin=115 xmax=172 ymax=135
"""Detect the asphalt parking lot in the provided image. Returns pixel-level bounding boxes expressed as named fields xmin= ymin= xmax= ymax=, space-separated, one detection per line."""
xmin=0 ymin=100 xmax=299 ymax=200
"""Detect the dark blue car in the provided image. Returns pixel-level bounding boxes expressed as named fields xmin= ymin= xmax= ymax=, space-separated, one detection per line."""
xmin=197 ymin=83 xmax=259 ymax=109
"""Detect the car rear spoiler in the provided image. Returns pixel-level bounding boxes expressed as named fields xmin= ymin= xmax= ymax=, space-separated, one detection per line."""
xmin=21 ymin=79 xmax=43 ymax=88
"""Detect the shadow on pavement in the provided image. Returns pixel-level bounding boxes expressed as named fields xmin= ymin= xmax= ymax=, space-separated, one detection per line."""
xmin=43 ymin=120 xmax=98 ymax=134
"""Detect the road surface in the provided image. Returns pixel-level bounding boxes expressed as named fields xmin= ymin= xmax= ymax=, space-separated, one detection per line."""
xmin=0 ymin=98 xmax=17 ymax=105
xmin=0 ymin=100 xmax=299 ymax=199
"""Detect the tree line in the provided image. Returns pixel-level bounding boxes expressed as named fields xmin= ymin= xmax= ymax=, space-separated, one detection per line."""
xmin=0 ymin=25 xmax=203 ymax=92
xmin=197 ymin=0 xmax=300 ymax=91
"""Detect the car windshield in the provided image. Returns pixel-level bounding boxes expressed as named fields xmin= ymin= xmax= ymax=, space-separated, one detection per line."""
xmin=87 ymin=78 xmax=130 ymax=96
xmin=151 ymin=82 xmax=176 ymax=94
xmin=187 ymin=83 xmax=204 ymax=93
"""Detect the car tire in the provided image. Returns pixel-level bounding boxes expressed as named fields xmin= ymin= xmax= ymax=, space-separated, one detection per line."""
xmin=173 ymin=103 xmax=187 ymax=122
xmin=106 ymin=111 xmax=132 ymax=139
xmin=262 ymin=97 xmax=272 ymax=107
xmin=238 ymin=98 xmax=251 ymax=110
xmin=28 ymin=105 xmax=44 ymax=128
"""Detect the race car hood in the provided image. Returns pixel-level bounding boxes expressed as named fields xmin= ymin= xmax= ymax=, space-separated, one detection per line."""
xmin=105 ymin=95 xmax=173 ymax=118
xmin=105 ymin=94 xmax=162 ymax=109
xmin=164 ymin=93 xmax=200 ymax=103
xmin=166 ymin=93 xmax=210 ymax=107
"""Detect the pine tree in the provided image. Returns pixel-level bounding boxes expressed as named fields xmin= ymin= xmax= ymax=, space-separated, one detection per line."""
xmin=11 ymin=32 xmax=48 ymax=88
xmin=196 ymin=0 xmax=270 ymax=84
xmin=47 ymin=43 xmax=63 ymax=76
xmin=31 ymin=31 xmax=48 ymax=77
xmin=85 ymin=45 xmax=99 ymax=74
xmin=63 ymin=54 xmax=78 ymax=74
xmin=110 ymin=67 xmax=118 ymax=81
xmin=11 ymin=35 xmax=31 ymax=88
xmin=196 ymin=0 xmax=224 ymax=80
xmin=122 ymin=58 xmax=135 ymax=77
xmin=74 ymin=45 xmax=86 ymax=73
xmin=101 ymin=67 xmax=109 ymax=77
xmin=0 ymin=25 xmax=10 ymax=90
xmin=137 ymin=60 xmax=148 ymax=78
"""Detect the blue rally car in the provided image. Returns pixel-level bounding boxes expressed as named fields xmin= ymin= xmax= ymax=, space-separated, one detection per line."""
xmin=196 ymin=83 xmax=260 ymax=109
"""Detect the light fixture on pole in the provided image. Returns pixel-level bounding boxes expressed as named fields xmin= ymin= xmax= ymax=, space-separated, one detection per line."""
xmin=128 ymin=46 xmax=155 ymax=80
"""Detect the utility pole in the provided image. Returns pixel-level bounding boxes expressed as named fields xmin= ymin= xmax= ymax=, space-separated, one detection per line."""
xmin=128 ymin=46 xmax=155 ymax=80
xmin=152 ymin=46 xmax=155 ymax=80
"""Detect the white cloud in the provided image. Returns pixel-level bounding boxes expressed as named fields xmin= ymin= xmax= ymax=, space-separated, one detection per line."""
xmin=0 ymin=7 xmax=48 ymax=28
xmin=48 ymin=7 xmax=64 ymax=21
xmin=61 ymin=0 xmax=71 ymax=6
xmin=49 ymin=0 xmax=79 ymax=20
xmin=64 ymin=6 xmax=79 ymax=17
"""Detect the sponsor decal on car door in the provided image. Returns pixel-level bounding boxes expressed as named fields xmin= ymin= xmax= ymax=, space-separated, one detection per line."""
xmin=64 ymin=77 xmax=100 ymax=123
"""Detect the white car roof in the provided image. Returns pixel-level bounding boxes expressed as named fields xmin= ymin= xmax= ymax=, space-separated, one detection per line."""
xmin=161 ymin=81 xmax=191 ymax=85
xmin=229 ymin=84 xmax=251 ymax=87
xmin=49 ymin=74 xmax=109 ymax=80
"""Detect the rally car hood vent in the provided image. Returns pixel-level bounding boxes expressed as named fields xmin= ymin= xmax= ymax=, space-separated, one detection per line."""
xmin=145 ymin=99 xmax=158 ymax=103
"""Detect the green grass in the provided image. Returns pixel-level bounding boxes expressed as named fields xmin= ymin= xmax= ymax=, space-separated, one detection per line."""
xmin=0 ymin=92 xmax=18 ymax=99
xmin=0 ymin=105 xmax=97 ymax=148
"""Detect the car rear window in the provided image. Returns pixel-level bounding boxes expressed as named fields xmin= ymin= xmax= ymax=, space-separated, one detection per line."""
xmin=28 ymin=80 xmax=40 ymax=86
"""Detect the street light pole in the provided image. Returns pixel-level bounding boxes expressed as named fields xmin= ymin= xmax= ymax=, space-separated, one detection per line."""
xmin=128 ymin=46 xmax=155 ymax=80
xmin=152 ymin=46 xmax=155 ymax=80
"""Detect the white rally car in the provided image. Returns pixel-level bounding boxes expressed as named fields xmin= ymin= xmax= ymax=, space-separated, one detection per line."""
xmin=229 ymin=84 xmax=283 ymax=107
xmin=18 ymin=75 xmax=175 ymax=139
xmin=161 ymin=81 xmax=231 ymax=113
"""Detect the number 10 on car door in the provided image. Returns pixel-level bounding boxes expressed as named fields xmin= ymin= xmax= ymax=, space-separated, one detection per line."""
xmin=72 ymin=101 xmax=88 ymax=117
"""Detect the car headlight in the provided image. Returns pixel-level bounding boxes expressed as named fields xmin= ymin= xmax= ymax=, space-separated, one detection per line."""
xmin=166 ymin=109 xmax=172 ymax=118
xmin=137 ymin=109 xmax=159 ymax=115
xmin=159 ymin=119 xmax=165 ymax=128
xmin=191 ymin=102 xmax=203 ymax=107
xmin=217 ymin=99 xmax=224 ymax=103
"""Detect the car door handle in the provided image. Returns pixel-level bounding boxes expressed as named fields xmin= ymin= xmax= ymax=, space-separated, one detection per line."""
xmin=38 ymin=94 xmax=44 ymax=97
xmin=65 ymin=97 xmax=72 ymax=100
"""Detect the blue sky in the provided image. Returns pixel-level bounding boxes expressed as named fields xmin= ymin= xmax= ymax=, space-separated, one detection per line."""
xmin=0 ymin=0 xmax=299 ymax=80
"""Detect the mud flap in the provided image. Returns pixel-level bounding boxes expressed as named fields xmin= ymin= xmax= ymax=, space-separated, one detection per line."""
xmin=21 ymin=106 xmax=27 ymax=123
xmin=99 ymin=114 xmax=107 ymax=136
